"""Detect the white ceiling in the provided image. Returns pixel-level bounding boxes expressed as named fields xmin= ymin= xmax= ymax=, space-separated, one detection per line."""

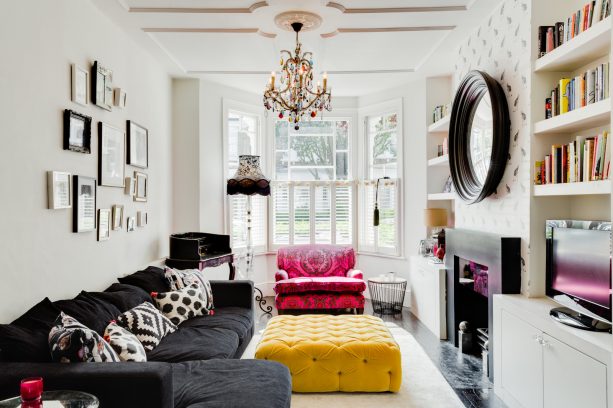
xmin=92 ymin=0 xmax=502 ymax=96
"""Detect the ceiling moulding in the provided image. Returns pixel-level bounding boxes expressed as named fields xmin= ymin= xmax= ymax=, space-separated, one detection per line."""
xmin=142 ymin=28 xmax=260 ymax=33
xmin=326 ymin=2 xmax=467 ymax=13
xmin=321 ymin=26 xmax=455 ymax=37
xmin=129 ymin=1 xmax=268 ymax=14
xmin=185 ymin=69 xmax=415 ymax=75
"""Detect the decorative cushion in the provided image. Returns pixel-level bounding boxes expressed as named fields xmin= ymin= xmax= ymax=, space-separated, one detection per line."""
xmin=118 ymin=266 xmax=170 ymax=293
xmin=48 ymin=312 xmax=119 ymax=363
xmin=275 ymin=293 xmax=365 ymax=310
xmin=276 ymin=245 xmax=356 ymax=278
xmin=103 ymin=321 xmax=147 ymax=362
xmin=164 ymin=267 xmax=214 ymax=311
xmin=116 ymin=302 xmax=177 ymax=351
xmin=85 ymin=283 xmax=153 ymax=313
xmin=274 ymin=277 xmax=366 ymax=295
xmin=11 ymin=298 xmax=61 ymax=332
xmin=0 ymin=324 xmax=53 ymax=363
xmin=54 ymin=292 xmax=121 ymax=335
xmin=152 ymin=284 xmax=208 ymax=326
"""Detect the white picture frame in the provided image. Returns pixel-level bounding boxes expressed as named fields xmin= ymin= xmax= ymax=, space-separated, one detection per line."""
xmin=112 ymin=205 xmax=124 ymax=230
xmin=114 ymin=88 xmax=127 ymax=108
xmin=47 ymin=171 xmax=72 ymax=209
xmin=137 ymin=211 xmax=147 ymax=227
xmin=98 ymin=209 xmax=111 ymax=241
xmin=71 ymin=64 xmax=89 ymax=106
xmin=134 ymin=171 xmax=148 ymax=202
xmin=127 ymin=216 xmax=136 ymax=232
xmin=98 ymin=122 xmax=125 ymax=188
xmin=73 ymin=175 xmax=96 ymax=233
xmin=124 ymin=176 xmax=135 ymax=196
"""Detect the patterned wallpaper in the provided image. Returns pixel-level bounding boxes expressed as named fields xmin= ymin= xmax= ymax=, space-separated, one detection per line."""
xmin=453 ymin=0 xmax=532 ymax=294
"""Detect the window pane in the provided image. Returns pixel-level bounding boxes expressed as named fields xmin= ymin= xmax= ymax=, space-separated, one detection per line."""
xmin=385 ymin=113 xmax=398 ymax=130
xmin=290 ymin=136 xmax=333 ymax=166
xmin=336 ymin=152 xmax=348 ymax=179
xmin=275 ymin=151 xmax=288 ymax=180
xmin=228 ymin=112 xmax=256 ymax=173
xmin=289 ymin=120 xmax=334 ymax=135
xmin=314 ymin=186 xmax=331 ymax=244
xmin=335 ymin=185 xmax=352 ymax=245
xmin=378 ymin=186 xmax=397 ymax=248
xmin=335 ymin=121 xmax=348 ymax=150
xmin=293 ymin=186 xmax=311 ymax=244
xmin=273 ymin=185 xmax=290 ymax=245
xmin=275 ymin=121 xmax=288 ymax=150
xmin=289 ymin=168 xmax=334 ymax=181
xmin=368 ymin=115 xmax=385 ymax=133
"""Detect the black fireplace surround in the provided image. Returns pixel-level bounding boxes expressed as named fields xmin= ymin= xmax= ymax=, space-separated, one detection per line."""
xmin=445 ymin=228 xmax=521 ymax=380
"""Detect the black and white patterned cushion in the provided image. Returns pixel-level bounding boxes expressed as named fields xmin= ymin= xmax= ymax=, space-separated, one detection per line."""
xmin=152 ymin=284 xmax=207 ymax=326
xmin=103 ymin=321 xmax=147 ymax=362
xmin=48 ymin=312 xmax=119 ymax=363
xmin=116 ymin=302 xmax=176 ymax=351
xmin=164 ymin=267 xmax=214 ymax=312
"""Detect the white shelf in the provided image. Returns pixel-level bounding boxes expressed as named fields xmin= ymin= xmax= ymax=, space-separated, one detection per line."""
xmin=533 ymin=180 xmax=611 ymax=196
xmin=428 ymin=154 xmax=449 ymax=167
xmin=428 ymin=115 xmax=450 ymax=132
xmin=533 ymin=98 xmax=611 ymax=135
xmin=534 ymin=16 xmax=611 ymax=73
xmin=428 ymin=192 xmax=456 ymax=201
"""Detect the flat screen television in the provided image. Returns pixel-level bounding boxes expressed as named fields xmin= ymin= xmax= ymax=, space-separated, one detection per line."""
xmin=546 ymin=220 xmax=611 ymax=328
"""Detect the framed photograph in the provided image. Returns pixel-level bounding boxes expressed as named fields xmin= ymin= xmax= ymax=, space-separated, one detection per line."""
xmin=127 ymin=121 xmax=148 ymax=168
xmin=98 ymin=209 xmax=111 ymax=241
xmin=72 ymin=175 xmax=96 ymax=233
xmin=71 ymin=64 xmax=89 ymax=106
xmin=98 ymin=122 xmax=125 ymax=187
xmin=137 ymin=211 xmax=147 ymax=227
xmin=112 ymin=205 xmax=124 ymax=230
xmin=124 ymin=176 xmax=135 ymax=196
xmin=134 ymin=172 xmax=148 ymax=202
xmin=92 ymin=61 xmax=113 ymax=111
xmin=443 ymin=175 xmax=454 ymax=193
xmin=47 ymin=171 xmax=72 ymax=209
xmin=114 ymin=88 xmax=127 ymax=108
xmin=63 ymin=110 xmax=92 ymax=154
xmin=127 ymin=217 xmax=136 ymax=232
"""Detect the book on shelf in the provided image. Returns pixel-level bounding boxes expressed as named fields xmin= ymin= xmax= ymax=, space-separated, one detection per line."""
xmin=544 ymin=63 xmax=609 ymax=119
xmin=536 ymin=132 xmax=610 ymax=186
xmin=539 ymin=1 xmax=611 ymax=58
xmin=432 ymin=104 xmax=450 ymax=123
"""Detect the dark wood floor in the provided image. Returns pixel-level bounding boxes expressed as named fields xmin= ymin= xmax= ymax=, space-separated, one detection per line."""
xmin=255 ymin=297 xmax=506 ymax=408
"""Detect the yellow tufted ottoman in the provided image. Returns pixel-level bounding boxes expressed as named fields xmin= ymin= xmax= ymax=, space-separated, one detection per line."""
xmin=255 ymin=314 xmax=401 ymax=393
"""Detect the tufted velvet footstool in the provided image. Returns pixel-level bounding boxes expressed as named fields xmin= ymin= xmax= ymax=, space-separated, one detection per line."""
xmin=255 ymin=314 xmax=401 ymax=393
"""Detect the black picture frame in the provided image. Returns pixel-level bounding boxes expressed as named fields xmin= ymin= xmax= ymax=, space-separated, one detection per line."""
xmin=63 ymin=109 xmax=92 ymax=154
xmin=449 ymin=70 xmax=510 ymax=204
xmin=72 ymin=175 xmax=97 ymax=233
xmin=91 ymin=61 xmax=113 ymax=111
xmin=98 ymin=122 xmax=126 ymax=188
xmin=126 ymin=120 xmax=149 ymax=168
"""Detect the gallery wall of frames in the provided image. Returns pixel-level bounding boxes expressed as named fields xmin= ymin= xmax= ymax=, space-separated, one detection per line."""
xmin=47 ymin=61 xmax=150 ymax=241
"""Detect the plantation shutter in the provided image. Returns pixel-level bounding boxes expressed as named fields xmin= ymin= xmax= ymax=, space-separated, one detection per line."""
xmin=358 ymin=179 xmax=400 ymax=256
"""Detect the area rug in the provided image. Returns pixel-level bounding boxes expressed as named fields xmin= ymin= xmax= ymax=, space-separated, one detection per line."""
xmin=242 ymin=323 xmax=464 ymax=408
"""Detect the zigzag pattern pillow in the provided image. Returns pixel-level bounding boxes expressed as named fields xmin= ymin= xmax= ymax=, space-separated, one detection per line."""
xmin=152 ymin=284 xmax=207 ymax=326
xmin=103 ymin=321 xmax=147 ymax=362
xmin=164 ymin=267 xmax=214 ymax=312
xmin=116 ymin=302 xmax=176 ymax=351
xmin=48 ymin=312 xmax=119 ymax=363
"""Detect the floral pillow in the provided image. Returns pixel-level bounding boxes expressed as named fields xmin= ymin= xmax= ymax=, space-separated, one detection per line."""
xmin=151 ymin=284 xmax=208 ymax=326
xmin=103 ymin=321 xmax=147 ymax=362
xmin=48 ymin=312 xmax=119 ymax=363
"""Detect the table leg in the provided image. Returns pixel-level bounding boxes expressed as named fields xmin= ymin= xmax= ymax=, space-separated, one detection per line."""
xmin=228 ymin=262 xmax=236 ymax=280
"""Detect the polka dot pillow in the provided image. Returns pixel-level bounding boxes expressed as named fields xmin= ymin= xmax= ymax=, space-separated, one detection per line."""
xmin=151 ymin=284 xmax=207 ymax=326
xmin=103 ymin=321 xmax=147 ymax=362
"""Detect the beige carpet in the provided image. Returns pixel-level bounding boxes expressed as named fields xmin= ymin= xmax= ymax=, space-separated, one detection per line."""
xmin=242 ymin=322 xmax=464 ymax=408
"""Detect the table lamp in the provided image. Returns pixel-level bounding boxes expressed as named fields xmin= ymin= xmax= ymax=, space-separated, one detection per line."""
xmin=424 ymin=208 xmax=448 ymax=261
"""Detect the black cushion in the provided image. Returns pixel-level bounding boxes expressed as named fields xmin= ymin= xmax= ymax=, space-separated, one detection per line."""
xmin=11 ymin=298 xmax=61 ymax=332
xmin=53 ymin=292 xmax=121 ymax=335
xmin=0 ymin=324 xmax=51 ymax=362
xmin=172 ymin=359 xmax=292 ymax=408
xmin=147 ymin=326 xmax=239 ymax=363
xmin=86 ymin=283 xmax=153 ymax=312
xmin=180 ymin=307 xmax=252 ymax=346
xmin=117 ymin=266 xmax=170 ymax=293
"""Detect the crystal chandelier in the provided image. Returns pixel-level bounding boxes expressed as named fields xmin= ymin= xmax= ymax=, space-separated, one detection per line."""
xmin=263 ymin=21 xmax=331 ymax=130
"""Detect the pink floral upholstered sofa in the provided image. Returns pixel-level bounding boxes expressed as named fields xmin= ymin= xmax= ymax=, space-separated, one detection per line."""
xmin=274 ymin=245 xmax=366 ymax=314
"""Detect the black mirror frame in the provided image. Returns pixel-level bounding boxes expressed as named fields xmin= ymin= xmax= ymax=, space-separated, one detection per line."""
xmin=449 ymin=70 xmax=510 ymax=204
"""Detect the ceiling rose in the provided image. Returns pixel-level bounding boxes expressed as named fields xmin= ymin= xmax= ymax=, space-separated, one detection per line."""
xmin=274 ymin=11 xmax=322 ymax=32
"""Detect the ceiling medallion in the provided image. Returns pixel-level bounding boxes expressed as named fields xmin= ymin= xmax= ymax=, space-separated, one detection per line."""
xmin=264 ymin=12 xmax=331 ymax=130
xmin=274 ymin=11 xmax=322 ymax=32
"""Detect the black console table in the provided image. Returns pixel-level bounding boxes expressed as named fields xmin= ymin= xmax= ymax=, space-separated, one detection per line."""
xmin=166 ymin=254 xmax=236 ymax=280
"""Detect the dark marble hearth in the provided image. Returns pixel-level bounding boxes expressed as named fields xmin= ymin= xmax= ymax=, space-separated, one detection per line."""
xmin=255 ymin=297 xmax=507 ymax=408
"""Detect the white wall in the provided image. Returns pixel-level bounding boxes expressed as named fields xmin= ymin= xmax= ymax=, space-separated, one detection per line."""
xmin=0 ymin=0 xmax=172 ymax=322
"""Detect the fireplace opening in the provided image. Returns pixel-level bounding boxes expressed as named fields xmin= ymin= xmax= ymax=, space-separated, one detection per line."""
xmin=459 ymin=258 xmax=489 ymax=298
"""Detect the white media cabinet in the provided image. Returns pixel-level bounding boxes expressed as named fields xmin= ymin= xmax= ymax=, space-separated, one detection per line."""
xmin=408 ymin=255 xmax=447 ymax=339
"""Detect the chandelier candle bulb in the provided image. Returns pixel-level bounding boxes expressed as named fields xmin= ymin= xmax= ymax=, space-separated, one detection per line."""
xmin=323 ymin=72 xmax=328 ymax=90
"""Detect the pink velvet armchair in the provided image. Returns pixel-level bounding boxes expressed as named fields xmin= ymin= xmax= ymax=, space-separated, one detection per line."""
xmin=274 ymin=245 xmax=366 ymax=314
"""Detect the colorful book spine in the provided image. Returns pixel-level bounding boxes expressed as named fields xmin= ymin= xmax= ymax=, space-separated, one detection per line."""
xmin=560 ymin=78 xmax=571 ymax=114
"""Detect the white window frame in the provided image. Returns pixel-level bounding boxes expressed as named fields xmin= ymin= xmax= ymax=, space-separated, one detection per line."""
xmin=222 ymin=99 xmax=268 ymax=254
xmin=358 ymin=98 xmax=404 ymax=257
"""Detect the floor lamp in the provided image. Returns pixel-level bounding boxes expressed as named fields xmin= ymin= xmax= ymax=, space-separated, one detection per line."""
xmin=227 ymin=155 xmax=273 ymax=316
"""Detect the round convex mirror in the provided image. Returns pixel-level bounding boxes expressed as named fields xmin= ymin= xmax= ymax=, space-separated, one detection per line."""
xmin=449 ymin=71 xmax=509 ymax=204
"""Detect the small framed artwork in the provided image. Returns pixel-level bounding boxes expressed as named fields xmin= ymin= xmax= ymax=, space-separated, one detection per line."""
xmin=72 ymin=175 xmax=96 ymax=233
xmin=114 ymin=88 xmax=127 ymax=108
xmin=134 ymin=172 xmax=148 ymax=202
xmin=137 ymin=211 xmax=147 ymax=227
xmin=92 ymin=61 xmax=113 ymax=111
xmin=98 ymin=209 xmax=111 ymax=241
xmin=112 ymin=205 xmax=124 ymax=230
xmin=124 ymin=176 xmax=135 ymax=196
xmin=98 ymin=122 xmax=125 ymax=187
xmin=127 ymin=121 xmax=148 ymax=168
xmin=71 ymin=64 xmax=89 ymax=106
xmin=63 ymin=110 xmax=92 ymax=153
xmin=443 ymin=176 xmax=454 ymax=193
xmin=127 ymin=217 xmax=136 ymax=232
xmin=47 ymin=171 xmax=72 ymax=209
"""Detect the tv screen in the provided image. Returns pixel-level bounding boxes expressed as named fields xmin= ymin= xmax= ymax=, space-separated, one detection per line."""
xmin=546 ymin=220 xmax=611 ymax=323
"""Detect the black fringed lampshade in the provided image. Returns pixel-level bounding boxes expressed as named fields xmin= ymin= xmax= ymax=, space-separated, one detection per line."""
xmin=227 ymin=155 xmax=271 ymax=196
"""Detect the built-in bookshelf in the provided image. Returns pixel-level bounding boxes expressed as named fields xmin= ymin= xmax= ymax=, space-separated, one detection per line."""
xmin=533 ymin=179 xmax=611 ymax=196
xmin=534 ymin=97 xmax=611 ymax=133
xmin=428 ymin=115 xmax=450 ymax=133
xmin=428 ymin=192 xmax=456 ymax=201
xmin=428 ymin=154 xmax=449 ymax=167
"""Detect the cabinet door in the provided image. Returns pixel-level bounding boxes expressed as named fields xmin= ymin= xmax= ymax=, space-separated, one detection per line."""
xmin=543 ymin=334 xmax=607 ymax=408
xmin=500 ymin=310 xmax=544 ymax=408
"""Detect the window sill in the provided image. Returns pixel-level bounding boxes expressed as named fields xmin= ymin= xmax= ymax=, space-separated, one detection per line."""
xmin=356 ymin=251 xmax=406 ymax=261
